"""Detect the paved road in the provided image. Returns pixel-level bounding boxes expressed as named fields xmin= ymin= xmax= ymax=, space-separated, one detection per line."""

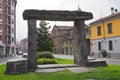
xmin=54 ymin=54 xmax=120 ymax=65
xmin=0 ymin=56 xmax=23 ymax=65
xmin=0 ymin=56 xmax=13 ymax=65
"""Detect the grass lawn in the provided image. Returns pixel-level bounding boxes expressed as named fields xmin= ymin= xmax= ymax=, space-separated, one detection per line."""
xmin=0 ymin=58 xmax=120 ymax=80
xmin=55 ymin=58 xmax=74 ymax=64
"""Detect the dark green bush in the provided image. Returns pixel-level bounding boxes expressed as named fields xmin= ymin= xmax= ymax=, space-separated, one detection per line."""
xmin=37 ymin=51 xmax=54 ymax=59
xmin=37 ymin=58 xmax=57 ymax=65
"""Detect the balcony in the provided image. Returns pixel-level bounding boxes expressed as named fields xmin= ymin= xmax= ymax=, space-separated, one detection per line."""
xmin=6 ymin=31 xmax=11 ymax=35
xmin=0 ymin=40 xmax=2 ymax=44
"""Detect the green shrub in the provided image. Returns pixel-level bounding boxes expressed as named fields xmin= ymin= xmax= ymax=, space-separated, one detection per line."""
xmin=37 ymin=58 xmax=57 ymax=65
xmin=37 ymin=51 xmax=54 ymax=59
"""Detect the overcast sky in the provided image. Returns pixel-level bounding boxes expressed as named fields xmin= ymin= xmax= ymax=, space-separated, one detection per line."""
xmin=16 ymin=0 xmax=120 ymax=42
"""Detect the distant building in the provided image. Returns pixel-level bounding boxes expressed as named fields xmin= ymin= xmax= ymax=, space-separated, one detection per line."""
xmin=0 ymin=0 xmax=17 ymax=57
xmin=17 ymin=38 xmax=28 ymax=53
xmin=90 ymin=11 xmax=120 ymax=58
xmin=51 ymin=25 xmax=90 ymax=55
xmin=52 ymin=25 xmax=73 ymax=55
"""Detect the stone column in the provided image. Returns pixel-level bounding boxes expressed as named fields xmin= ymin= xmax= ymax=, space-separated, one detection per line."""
xmin=28 ymin=19 xmax=37 ymax=71
xmin=73 ymin=20 xmax=87 ymax=66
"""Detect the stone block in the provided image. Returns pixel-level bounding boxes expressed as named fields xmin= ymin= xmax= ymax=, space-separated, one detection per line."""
xmin=5 ymin=58 xmax=28 ymax=75
xmin=87 ymin=60 xmax=107 ymax=67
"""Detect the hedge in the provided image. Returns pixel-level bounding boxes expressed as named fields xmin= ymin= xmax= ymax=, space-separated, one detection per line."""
xmin=37 ymin=58 xmax=57 ymax=65
xmin=37 ymin=51 xmax=54 ymax=59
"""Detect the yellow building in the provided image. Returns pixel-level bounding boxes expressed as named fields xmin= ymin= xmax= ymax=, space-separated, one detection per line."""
xmin=90 ymin=12 xmax=120 ymax=58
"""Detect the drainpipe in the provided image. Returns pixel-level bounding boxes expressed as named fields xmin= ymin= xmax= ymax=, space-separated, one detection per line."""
xmin=3 ymin=44 xmax=6 ymax=57
xmin=102 ymin=21 xmax=109 ymax=58
xmin=102 ymin=22 xmax=105 ymax=40
xmin=102 ymin=21 xmax=106 ymax=51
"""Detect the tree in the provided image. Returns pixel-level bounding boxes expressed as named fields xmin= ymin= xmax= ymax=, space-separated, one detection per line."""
xmin=37 ymin=20 xmax=54 ymax=52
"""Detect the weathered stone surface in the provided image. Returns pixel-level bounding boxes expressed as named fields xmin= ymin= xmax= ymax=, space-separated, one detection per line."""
xmin=28 ymin=19 xmax=37 ymax=71
xmin=22 ymin=9 xmax=93 ymax=70
xmin=5 ymin=59 xmax=28 ymax=75
xmin=23 ymin=10 xmax=93 ymax=21
xmin=87 ymin=60 xmax=107 ymax=67
xmin=73 ymin=20 xmax=88 ymax=66
xmin=38 ymin=64 xmax=80 ymax=69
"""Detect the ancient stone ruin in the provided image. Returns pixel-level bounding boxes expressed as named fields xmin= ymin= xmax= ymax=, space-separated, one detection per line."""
xmin=23 ymin=9 xmax=93 ymax=71
xmin=5 ymin=9 xmax=107 ymax=75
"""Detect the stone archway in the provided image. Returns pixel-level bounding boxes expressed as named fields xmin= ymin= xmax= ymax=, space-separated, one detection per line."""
xmin=23 ymin=10 xmax=93 ymax=71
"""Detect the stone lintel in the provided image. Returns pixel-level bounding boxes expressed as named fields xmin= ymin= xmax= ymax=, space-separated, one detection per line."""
xmin=23 ymin=9 xmax=93 ymax=21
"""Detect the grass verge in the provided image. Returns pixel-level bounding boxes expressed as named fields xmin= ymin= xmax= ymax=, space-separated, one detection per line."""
xmin=1 ymin=58 xmax=120 ymax=80
xmin=55 ymin=58 xmax=74 ymax=64
xmin=0 ymin=64 xmax=120 ymax=80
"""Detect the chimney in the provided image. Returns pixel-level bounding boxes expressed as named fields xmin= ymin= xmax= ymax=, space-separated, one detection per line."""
xmin=111 ymin=7 xmax=114 ymax=15
xmin=115 ymin=9 xmax=118 ymax=13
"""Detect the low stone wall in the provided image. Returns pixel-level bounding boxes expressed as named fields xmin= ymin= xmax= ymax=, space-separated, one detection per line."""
xmin=92 ymin=53 xmax=120 ymax=59
xmin=87 ymin=60 xmax=107 ymax=67
xmin=5 ymin=58 xmax=28 ymax=75
xmin=110 ymin=53 xmax=120 ymax=59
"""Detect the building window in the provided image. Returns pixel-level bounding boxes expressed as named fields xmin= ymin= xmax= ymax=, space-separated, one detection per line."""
xmin=8 ymin=6 xmax=11 ymax=15
xmin=12 ymin=37 xmax=14 ymax=42
xmin=8 ymin=0 xmax=11 ymax=5
xmin=12 ymin=19 xmax=14 ymax=24
xmin=0 ymin=14 xmax=2 ymax=19
xmin=12 ymin=10 xmax=14 ymax=15
xmin=0 ymin=3 xmax=2 ymax=8
xmin=109 ymin=40 xmax=113 ymax=51
xmin=12 ymin=1 xmax=14 ymax=6
xmin=107 ymin=23 xmax=112 ymax=34
xmin=0 ymin=35 xmax=2 ymax=40
xmin=8 ymin=16 xmax=11 ymax=24
xmin=86 ymin=28 xmax=89 ymax=35
xmin=97 ymin=26 xmax=101 ymax=36
xmin=0 ymin=24 xmax=2 ymax=29
xmin=6 ymin=36 xmax=11 ymax=44
xmin=98 ymin=42 xmax=101 ymax=51
xmin=12 ymin=28 xmax=14 ymax=33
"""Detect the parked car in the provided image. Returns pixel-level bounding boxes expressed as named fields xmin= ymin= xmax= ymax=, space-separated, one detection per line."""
xmin=18 ymin=51 xmax=23 ymax=55
xmin=22 ymin=53 xmax=28 ymax=58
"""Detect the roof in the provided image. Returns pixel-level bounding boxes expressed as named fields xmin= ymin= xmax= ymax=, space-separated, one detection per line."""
xmin=52 ymin=24 xmax=89 ymax=33
xmin=52 ymin=25 xmax=73 ymax=32
xmin=90 ymin=12 xmax=120 ymax=25
xmin=20 ymin=38 xmax=28 ymax=43
xmin=55 ymin=25 xmax=73 ymax=29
